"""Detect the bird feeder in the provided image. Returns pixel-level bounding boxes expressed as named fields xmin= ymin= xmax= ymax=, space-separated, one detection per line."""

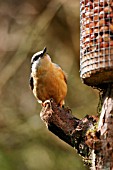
xmin=80 ymin=0 xmax=113 ymax=86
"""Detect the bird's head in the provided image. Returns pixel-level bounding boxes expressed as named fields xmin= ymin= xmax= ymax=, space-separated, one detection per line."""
xmin=31 ymin=47 xmax=47 ymax=64
xmin=31 ymin=47 xmax=51 ymax=74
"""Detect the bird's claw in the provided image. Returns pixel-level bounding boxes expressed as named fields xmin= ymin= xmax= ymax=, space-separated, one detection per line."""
xmin=42 ymin=99 xmax=52 ymax=108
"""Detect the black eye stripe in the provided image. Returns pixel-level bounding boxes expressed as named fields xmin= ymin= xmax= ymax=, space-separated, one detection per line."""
xmin=31 ymin=47 xmax=47 ymax=64
xmin=31 ymin=54 xmax=42 ymax=65
xmin=33 ymin=54 xmax=42 ymax=62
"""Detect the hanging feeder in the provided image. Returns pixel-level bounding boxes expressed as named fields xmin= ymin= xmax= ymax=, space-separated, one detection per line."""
xmin=80 ymin=0 xmax=113 ymax=86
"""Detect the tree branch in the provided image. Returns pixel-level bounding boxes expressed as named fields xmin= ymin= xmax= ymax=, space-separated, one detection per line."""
xmin=39 ymin=84 xmax=113 ymax=170
xmin=40 ymin=100 xmax=98 ymax=162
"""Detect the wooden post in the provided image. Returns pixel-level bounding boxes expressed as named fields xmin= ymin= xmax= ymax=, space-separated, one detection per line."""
xmin=80 ymin=0 xmax=113 ymax=168
xmin=95 ymin=84 xmax=113 ymax=170
xmin=40 ymin=86 xmax=113 ymax=169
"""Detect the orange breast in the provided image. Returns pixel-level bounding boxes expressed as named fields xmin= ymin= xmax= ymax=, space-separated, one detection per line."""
xmin=33 ymin=65 xmax=67 ymax=106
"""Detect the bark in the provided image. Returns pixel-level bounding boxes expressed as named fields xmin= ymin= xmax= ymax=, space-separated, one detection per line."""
xmin=40 ymin=84 xmax=113 ymax=169
xmin=40 ymin=100 xmax=98 ymax=163
xmin=95 ymin=84 xmax=113 ymax=170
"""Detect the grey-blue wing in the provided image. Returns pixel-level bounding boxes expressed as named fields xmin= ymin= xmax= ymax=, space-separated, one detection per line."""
xmin=29 ymin=74 xmax=34 ymax=90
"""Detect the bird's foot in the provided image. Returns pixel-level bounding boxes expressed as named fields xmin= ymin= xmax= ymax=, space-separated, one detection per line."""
xmin=42 ymin=99 xmax=53 ymax=108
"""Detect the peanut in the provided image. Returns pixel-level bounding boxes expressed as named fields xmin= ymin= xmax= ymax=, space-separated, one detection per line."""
xmin=102 ymin=34 xmax=110 ymax=42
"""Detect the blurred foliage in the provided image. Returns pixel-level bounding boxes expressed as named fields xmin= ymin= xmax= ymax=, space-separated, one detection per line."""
xmin=0 ymin=0 xmax=98 ymax=169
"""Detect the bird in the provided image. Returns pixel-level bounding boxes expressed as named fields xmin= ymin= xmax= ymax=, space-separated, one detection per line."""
xmin=29 ymin=47 xmax=67 ymax=107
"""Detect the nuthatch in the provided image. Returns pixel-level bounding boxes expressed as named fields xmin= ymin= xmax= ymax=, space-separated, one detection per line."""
xmin=29 ymin=47 xmax=67 ymax=107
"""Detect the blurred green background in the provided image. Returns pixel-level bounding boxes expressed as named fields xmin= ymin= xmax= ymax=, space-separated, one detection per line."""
xmin=0 ymin=0 xmax=98 ymax=169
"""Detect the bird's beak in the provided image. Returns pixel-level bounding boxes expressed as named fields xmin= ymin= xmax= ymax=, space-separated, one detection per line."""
xmin=42 ymin=47 xmax=47 ymax=57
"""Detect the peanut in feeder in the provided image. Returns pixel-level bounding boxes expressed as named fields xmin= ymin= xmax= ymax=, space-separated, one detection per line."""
xmin=80 ymin=0 xmax=113 ymax=87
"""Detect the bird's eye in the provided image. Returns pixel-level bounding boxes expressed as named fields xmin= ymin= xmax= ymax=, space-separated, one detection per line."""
xmin=33 ymin=55 xmax=41 ymax=62
xmin=31 ymin=47 xmax=47 ymax=64
xmin=31 ymin=55 xmax=40 ymax=64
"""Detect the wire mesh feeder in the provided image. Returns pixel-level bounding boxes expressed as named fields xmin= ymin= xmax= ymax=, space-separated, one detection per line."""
xmin=80 ymin=0 xmax=113 ymax=87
